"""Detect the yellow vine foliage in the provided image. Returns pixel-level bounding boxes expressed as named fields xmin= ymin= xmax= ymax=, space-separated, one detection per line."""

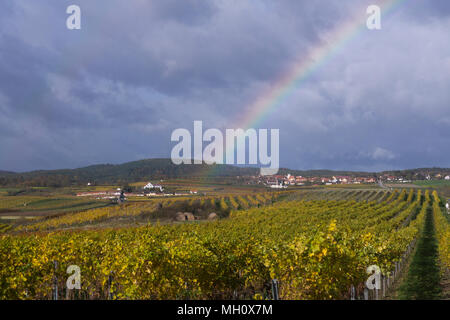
xmin=0 ymin=190 xmax=431 ymax=300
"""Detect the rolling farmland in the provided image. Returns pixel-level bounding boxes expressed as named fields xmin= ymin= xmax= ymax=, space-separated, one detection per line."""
xmin=1 ymin=187 xmax=448 ymax=300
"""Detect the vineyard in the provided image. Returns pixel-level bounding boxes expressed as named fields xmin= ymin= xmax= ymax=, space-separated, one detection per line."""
xmin=1 ymin=188 xmax=448 ymax=300
xmin=432 ymin=191 xmax=450 ymax=274
xmin=0 ymin=196 xmax=108 ymax=212
xmin=10 ymin=193 xmax=279 ymax=232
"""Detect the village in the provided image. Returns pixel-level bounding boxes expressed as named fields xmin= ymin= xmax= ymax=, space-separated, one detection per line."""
xmin=75 ymin=170 xmax=450 ymax=200
xmin=257 ymin=171 xmax=450 ymax=188
xmin=76 ymin=174 xmax=380 ymax=200
xmin=240 ymin=171 xmax=450 ymax=189
xmin=262 ymin=174 xmax=377 ymax=188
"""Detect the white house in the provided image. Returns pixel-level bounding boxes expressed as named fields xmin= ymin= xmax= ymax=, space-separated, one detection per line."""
xmin=270 ymin=183 xmax=287 ymax=189
xmin=143 ymin=182 xmax=154 ymax=189
xmin=144 ymin=182 xmax=164 ymax=192
xmin=445 ymin=175 xmax=450 ymax=180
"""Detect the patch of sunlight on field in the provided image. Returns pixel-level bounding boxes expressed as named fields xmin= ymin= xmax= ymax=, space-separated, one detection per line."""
xmin=0 ymin=216 xmax=38 ymax=220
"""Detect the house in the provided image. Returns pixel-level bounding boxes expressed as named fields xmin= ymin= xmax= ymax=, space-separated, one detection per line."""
xmin=339 ymin=177 xmax=348 ymax=184
xmin=445 ymin=175 xmax=450 ymax=180
xmin=309 ymin=177 xmax=321 ymax=183
xmin=143 ymin=182 xmax=164 ymax=192
xmin=295 ymin=176 xmax=308 ymax=183
xmin=287 ymin=174 xmax=296 ymax=185
xmin=144 ymin=182 xmax=154 ymax=189
xmin=270 ymin=183 xmax=287 ymax=189
xmin=266 ymin=176 xmax=280 ymax=185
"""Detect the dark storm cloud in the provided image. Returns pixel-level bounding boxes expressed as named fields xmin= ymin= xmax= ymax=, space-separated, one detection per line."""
xmin=0 ymin=0 xmax=449 ymax=171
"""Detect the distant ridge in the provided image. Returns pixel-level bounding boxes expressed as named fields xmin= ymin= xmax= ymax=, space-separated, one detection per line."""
xmin=0 ymin=159 xmax=255 ymax=186
xmin=0 ymin=170 xmax=16 ymax=176
xmin=0 ymin=158 xmax=448 ymax=187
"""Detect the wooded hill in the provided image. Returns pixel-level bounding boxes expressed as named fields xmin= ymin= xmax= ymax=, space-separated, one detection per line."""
xmin=0 ymin=158 xmax=447 ymax=187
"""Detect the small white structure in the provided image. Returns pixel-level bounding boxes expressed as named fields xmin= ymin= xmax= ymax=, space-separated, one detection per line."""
xmin=144 ymin=182 xmax=154 ymax=189
xmin=270 ymin=183 xmax=287 ymax=189
xmin=144 ymin=182 xmax=163 ymax=192
xmin=445 ymin=175 xmax=450 ymax=180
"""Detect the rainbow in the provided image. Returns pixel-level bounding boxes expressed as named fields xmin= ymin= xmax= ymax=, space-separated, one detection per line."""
xmin=234 ymin=0 xmax=407 ymax=130
xmin=202 ymin=0 xmax=408 ymax=177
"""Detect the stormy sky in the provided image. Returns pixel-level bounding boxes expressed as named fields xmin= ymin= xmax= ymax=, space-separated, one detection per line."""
xmin=0 ymin=0 xmax=449 ymax=172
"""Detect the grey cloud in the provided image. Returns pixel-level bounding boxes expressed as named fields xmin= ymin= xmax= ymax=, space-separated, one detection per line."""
xmin=0 ymin=0 xmax=449 ymax=171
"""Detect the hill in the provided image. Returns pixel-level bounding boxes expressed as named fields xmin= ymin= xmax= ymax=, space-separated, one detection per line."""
xmin=0 ymin=170 xmax=16 ymax=177
xmin=0 ymin=159 xmax=258 ymax=187
xmin=0 ymin=159 xmax=448 ymax=187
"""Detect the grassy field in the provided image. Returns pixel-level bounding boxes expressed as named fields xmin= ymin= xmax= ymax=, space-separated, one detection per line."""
xmin=0 ymin=196 xmax=108 ymax=212
xmin=384 ymin=180 xmax=450 ymax=199
xmin=413 ymin=180 xmax=450 ymax=199
xmin=0 ymin=194 xmax=111 ymax=227
xmin=398 ymin=204 xmax=442 ymax=299
xmin=413 ymin=180 xmax=450 ymax=187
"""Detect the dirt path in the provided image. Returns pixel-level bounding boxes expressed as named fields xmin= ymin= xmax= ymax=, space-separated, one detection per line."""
xmin=0 ymin=210 xmax=58 ymax=217
xmin=440 ymin=269 xmax=450 ymax=300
